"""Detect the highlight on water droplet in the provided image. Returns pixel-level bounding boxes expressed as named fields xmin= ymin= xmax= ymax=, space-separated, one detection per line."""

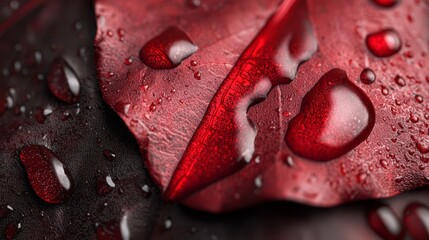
xmin=366 ymin=29 xmax=401 ymax=57
xmin=47 ymin=58 xmax=81 ymax=104
xmin=19 ymin=145 xmax=73 ymax=204
xmin=285 ymin=69 xmax=375 ymax=161
xmin=139 ymin=27 xmax=198 ymax=69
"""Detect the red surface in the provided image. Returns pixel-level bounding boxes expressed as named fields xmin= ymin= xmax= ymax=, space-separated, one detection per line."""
xmin=94 ymin=0 xmax=429 ymax=211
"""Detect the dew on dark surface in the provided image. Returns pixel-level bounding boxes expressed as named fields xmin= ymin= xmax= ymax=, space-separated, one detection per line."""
xmin=139 ymin=27 xmax=198 ymax=69
xmin=19 ymin=145 xmax=74 ymax=204
xmin=360 ymin=68 xmax=376 ymax=84
xmin=97 ymin=175 xmax=116 ymax=196
xmin=47 ymin=58 xmax=81 ymax=104
xmin=403 ymin=202 xmax=429 ymax=240
xmin=5 ymin=222 xmax=21 ymax=240
xmin=367 ymin=204 xmax=404 ymax=240
xmin=103 ymin=149 xmax=116 ymax=161
xmin=0 ymin=205 xmax=13 ymax=219
xmin=285 ymin=69 xmax=375 ymax=161
xmin=366 ymin=29 xmax=401 ymax=57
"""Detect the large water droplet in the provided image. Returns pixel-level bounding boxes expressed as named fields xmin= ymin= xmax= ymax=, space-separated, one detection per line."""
xmin=47 ymin=58 xmax=80 ymax=104
xmin=403 ymin=202 xmax=429 ymax=240
xmin=139 ymin=27 xmax=198 ymax=69
xmin=367 ymin=204 xmax=404 ymax=240
xmin=19 ymin=145 xmax=74 ymax=204
xmin=366 ymin=29 xmax=401 ymax=57
xmin=285 ymin=69 xmax=375 ymax=161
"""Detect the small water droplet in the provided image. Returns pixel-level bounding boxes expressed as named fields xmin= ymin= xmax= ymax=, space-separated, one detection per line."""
xmin=403 ymin=202 xmax=429 ymax=240
xmin=380 ymin=159 xmax=388 ymax=168
xmin=114 ymin=101 xmax=131 ymax=116
xmin=103 ymin=149 xmax=116 ymax=161
xmin=140 ymin=27 xmax=198 ymax=69
xmin=5 ymin=222 xmax=21 ymax=240
xmin=124 ymin=57 xmax=133 ymax=65
xmin=415 ymin=95 xmax=424 ymax=103
xmin=190 ymin=60 xmax=198 ymax=66
xmin=394 ymin=75 xmax=406 ymax=87
xmin=47 ymin=58 xmax=80 ymax=104
xmin=360 ymin=68 xmax=376 ymax=84
xmin=368 ymin=204 xmax=404 ymax=240
xmin=141 ymin=184 xmax=151 ymax=198
xmin=194 ymin=71 xmax=201 ymax=80
xmin=410 ymin=112 xmax=419 ymax=123
xmin=285 ymin=69 xmax=375 ymax=161
xmin=0 ymin=205 xmax=13 ymax=219
xmin=254 ymin=176 xmax=263 ymax=188
xmin=381 ymin=86 xmax=390 ymax=96
xmin=97 ymin=175 xmax=116 ymax=196
xmin=366 ymin=29 xmax=401 ymax=57
xmin=149 ymin=103 xmax=157 ymax=112
xmin=283 ymin=155 xmax=295 ymax=167
xmin=19 ymin=145 xmax=74 ymax=204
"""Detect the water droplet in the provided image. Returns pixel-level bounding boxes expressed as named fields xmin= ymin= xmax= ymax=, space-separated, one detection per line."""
xmin=285 ymin=69 xmax=375 ymax=161
xmin=410 ymin=112 xmax=419 ymax=123
xmin=114 ymin=101 xmax=131 ymax=116
xmin=0 ymin=205 xmax=13 ymax=219
xmin=103 ymin=149 xmax=116 ymax=161
xmin=140 ymin=27 xmax=198 ymax=69
xmin=5 ymin=222 xmax=21 ymax=240
xmin=34 ymin=106 xmax=54 ymax=123
xmin=373 ymin=0 xmax=399 ymax=7
xmin=415 ymin=95 xmax=424 ymax=103
xmin=254 ymin=176 xmax=263 ymax=188
xmin=19 ymin=145 xmax=73 ymax=204
xmin=366 ymin=29 xmax=401 ymax=57
xmin=97 ymin=175 xmax=116 ymax=196
xmin=47 ymin=58 xmax=80 ymax=104
xmin=381 ymin=86 xmax=390 ymax=96
xmin=190 ymin=60 xmax=198 ymax=66
xmin=149 ymin=103 xmax=157 ymax=112
xmin=141 ymin=184 xmax=151 ymax=198
xmin=164 ymin=218 xmax=173 ymax=230
xmin=380 ymin=159 xmax=388 ymax=168
xmin=368 ymin=204 xmax=404 ymax=240
xmin=394 ymin=75 xmax=406 ymax=87
xmin=124 ymin=57 xmax=133 ymax=65
xmin=403 ymin=203 xmax=429 ymax=240
xmin=194 ymin=71 xmax=201 ymax=80
xmin=360 ymin=68 xmax=376 ymax=84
